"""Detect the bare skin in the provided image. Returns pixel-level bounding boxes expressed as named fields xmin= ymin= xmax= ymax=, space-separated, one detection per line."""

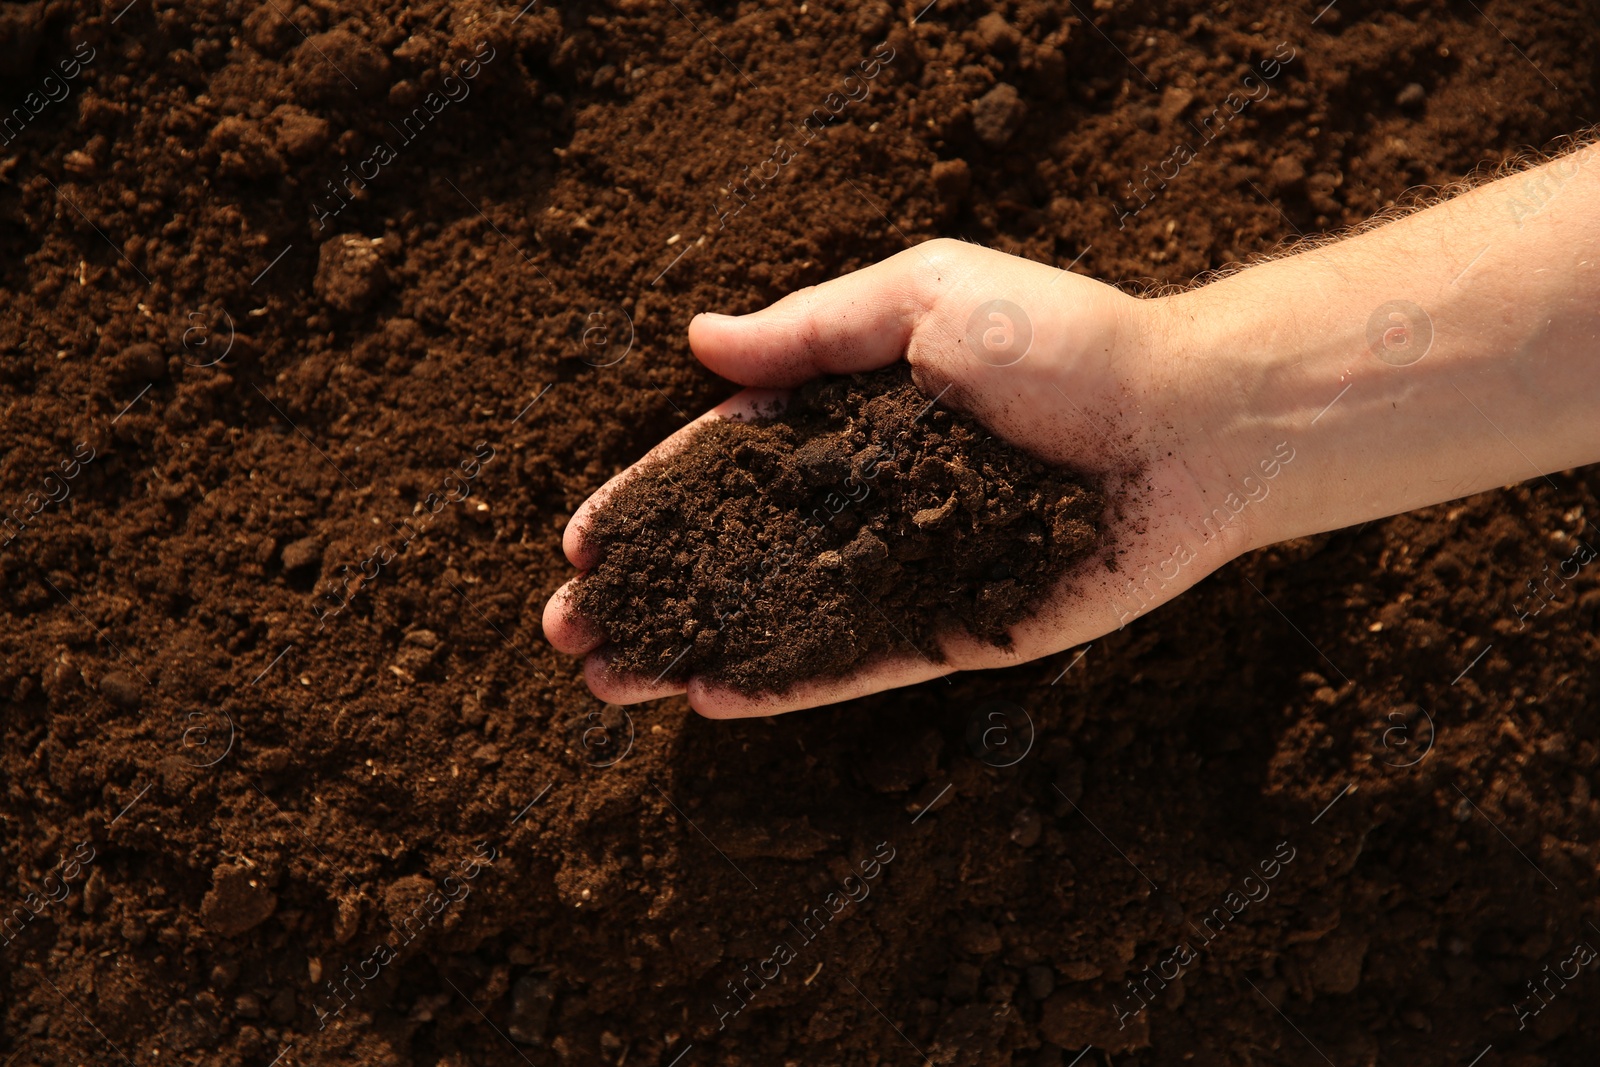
xmin=545 ymin=140 xmax=1600 ymax=717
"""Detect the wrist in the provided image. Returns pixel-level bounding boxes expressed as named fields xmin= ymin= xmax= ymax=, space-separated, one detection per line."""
xmin=1131 ymin=143 xmax=1600 ymax=564
xmin=1160 ymin=165 xmax=1600 ymax=553
xmin=1141 ymin=282 xmax=1307 ymax=557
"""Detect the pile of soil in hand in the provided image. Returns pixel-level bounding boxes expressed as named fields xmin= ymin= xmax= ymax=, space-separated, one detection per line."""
xmin=573 ymin=366 xmax=1104 ymax=692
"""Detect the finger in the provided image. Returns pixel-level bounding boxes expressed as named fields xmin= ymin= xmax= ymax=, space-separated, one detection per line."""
xmin=583 ymin=648 xmax=687 ymax=705
xmin=688 ymin=244 xmax=941 ymax=388
xmin=542 ymin=579 xmax=607 ymax=655
xmin=686 ymin=655 xmax=956 ymax=718
xmin=562 ymin=388 xmax=788 ymax=569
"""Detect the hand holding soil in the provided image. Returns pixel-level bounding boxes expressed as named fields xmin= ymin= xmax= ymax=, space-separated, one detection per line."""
xmin=543 ymin=242 xmax=1278 ymax=716
xmin=546 ymin=142 xmax=1600 ymax=717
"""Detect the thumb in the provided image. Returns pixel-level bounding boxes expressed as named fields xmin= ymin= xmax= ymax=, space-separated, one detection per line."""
xmin=688 ymin=246 xmax=935 ymax=387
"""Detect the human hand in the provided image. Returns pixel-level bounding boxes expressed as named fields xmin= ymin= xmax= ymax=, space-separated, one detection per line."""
xmin=543 ymin=239 xmax=1272 ymax=716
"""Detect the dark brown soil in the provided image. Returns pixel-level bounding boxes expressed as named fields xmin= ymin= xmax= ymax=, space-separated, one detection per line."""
xmin=2 ymin=1 xmax=1599 ymax=1066
xmin=573 ymin=366 xmax=1103 ymax=692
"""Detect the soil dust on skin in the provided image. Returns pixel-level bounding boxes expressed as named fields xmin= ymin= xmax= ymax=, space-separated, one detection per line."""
xmin=572 ymin=365 xmax=1105 ymax=693
xmin=1 ymin=0 xmax=1598 ymax=1065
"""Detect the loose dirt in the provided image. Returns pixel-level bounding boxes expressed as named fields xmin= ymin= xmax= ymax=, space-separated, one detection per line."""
xmin=573 ymin=367 xmax=1103 ymax=693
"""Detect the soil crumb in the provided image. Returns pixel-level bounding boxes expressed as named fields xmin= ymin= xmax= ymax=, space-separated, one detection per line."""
xmin=572 ymin=366 xmax=1104 ymax=693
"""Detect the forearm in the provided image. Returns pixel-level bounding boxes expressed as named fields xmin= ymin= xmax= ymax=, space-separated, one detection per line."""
xmin=1167 ymin=140 xmax=1600 ymax=550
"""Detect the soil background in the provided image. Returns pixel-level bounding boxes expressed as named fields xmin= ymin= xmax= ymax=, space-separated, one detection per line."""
xmin=1 ymin=1 xmax=1598 ymax=1065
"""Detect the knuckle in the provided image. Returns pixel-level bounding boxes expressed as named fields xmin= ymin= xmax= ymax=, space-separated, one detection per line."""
xmin=916 ymin=237 xmax=967 ymax=270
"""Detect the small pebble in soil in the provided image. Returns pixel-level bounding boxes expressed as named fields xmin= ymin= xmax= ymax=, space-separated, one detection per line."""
xmin=972 ymin=82 xmax=1028 ymax=146
xmin=199 ymin=865 xmax=278 ymax=937
xmin=280 ymin=536 xmax=323 ymax=571
xmin=98 ymin=671 xmax=143 ymax=710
